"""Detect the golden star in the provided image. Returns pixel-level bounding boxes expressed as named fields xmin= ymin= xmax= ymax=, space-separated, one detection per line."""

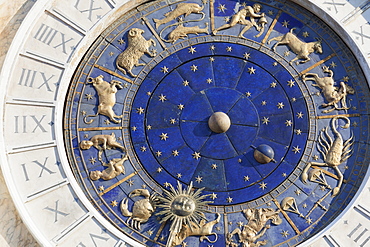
xmin=284 ymin=50 xmax=290 ymax=57
xmin=287 ymin=79 xmax=295 ymax=87
xmin=146 ymin=125 xmax=152 ymax=130
xmin=156 ymin=167 xmax=162 ymax=173
xmin=342 ymin=76 xmax=349 ymax=82
xmin=226 ymin=46 xmax=232 ymax=52
xmin=172 ymin=150 xmax=179 ymax=156
xmin=85 ymin=93 xmax=93 ymax=100
xmin=177 ymin=173 xmax=182 ymax=178
xmin=270 ymin=82 xmax=277 ymax=88
xmin=261 ymin=101 xmax=267 ymax=105
xmin=277 ymin=102 xmax=285 ymax=109
xmin=178 ymin=104 xmax=185 ymax=110
xmin=237 ymin=221 xmax=244 ymax=228
xmin=209 ymin=57 xmax=215 ymax=62
xmin=159 ymin=133 xmax=169 ymax=141
xmin=281 ymin=230 xmax=289 ymax=238
xmin=244 ymin=175 xmax=250 ymax=181
xmin=226 ymin=197 xmax=233 ymax=203
xmin=282 ymin=173 xmax=287 ymax=177
xmin=211 ymin=164 xmax=218 ymax=169
xmin=170 ymin=118 xmax=176 ymax=124
xmin=127 ymin=179 xmax=134 ymax=186
xmin=163 ymin=182 xmax=171 ymax=188
xmin=111 ymin=200 xmax=118 ymax=207
xmin=210 ymin=193 xmax=217 ymax=200
xmin=206 ymin=78 xmax=213 ymax=84
xmin=285 ymin=120 xmax=293 ymax=126
xmin=140 ymin=146 xmax=147 ymax=152
xmin=282 ymin=20 xmax=289 ymax=27
xmin=109 ymin=52 xmax=114 ymax=56
xmin=159 ymin=94 xmax=167 ymax=102
xmin=302 ymin=31 xmax=309 ymax=38
xmin=294 ymin=189 xmax=301 ymax=195
xmin=192 ymin=152 xmax=201 ymax=160
xmin=89 ymin=157 xmax=97 ymax=164
xmin=98 ymin=186 xmax=105 ymax=191
xmin=330 ymin=61 xmax=337 ymax=68
xmin=262 ymin=117 xmax=270 ymax=124
xmin=297 ymin=112 xmax=304 ymax=118
xmin=188 ymin=46 xmax=196 ymax=54
xmin=295 ymin=129 xmax=302 ymax=135
xmin=183 ymin=80 xmax=189 ymax=86
xmin=245 ymin=92 xmax=251 ymax=97
xmin=104 ymin=119 xmax=111 ymax=125
xmin=248 ymin=67 xmax=256 ymax=74
xmin=306 ymin=217 xmax=313 ymax=224
xmin=195 ymin=175 xmax=203 ymax=183
xmin=156 ymin=151 xmax=162 ymax=157
xmin=217 ymin=4 xmax=227 ymax=13
xmin=131 ymin=126 xmax=137 ymax=131
xmin=243 ymin=53 xmax=251 ymax=59
xmin=303 ymin=203 xmax=308 ymax=208
xmin=292 ymin=146 xmax=301 ymax=154
xmin=190 ymin=64 xmax=198 ymax=72
xmin=137 ymin=107 xmax=145 ymax=114
xmin=118 ymin=39 xmax=125 ymax=45
xmin=161 ymin=66 xmax=169 ymax=73
xmin=210 ymin=45 xmax=215 ymax=50
xmin=259 ymin=182 xmax=267 ymax=190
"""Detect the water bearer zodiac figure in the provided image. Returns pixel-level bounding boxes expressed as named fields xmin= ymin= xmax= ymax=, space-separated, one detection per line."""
xmin=301 ymin=116 xmax=354 ymax=196
xmin=213 ymin=3 xmax=266 ymax=38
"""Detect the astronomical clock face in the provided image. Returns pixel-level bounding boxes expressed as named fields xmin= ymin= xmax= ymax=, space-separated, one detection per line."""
xmin=2 ymin=0 xmax=370 ymax=246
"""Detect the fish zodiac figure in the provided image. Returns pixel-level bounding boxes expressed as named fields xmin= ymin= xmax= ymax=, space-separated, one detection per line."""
xmin=302 ymin=66 xmax=355 ymax=113
xmin=301 ymin=116 xmax=354 ymax=196
xmin=153 ymin=2 xmax=205 ymax=29
xmin=268 ymin=28 xmax=323 ymax=65
xmin=226 ymin=208 xmax=282 ymax=247
xmin=120 ymin=189 xmax=159 ymax=230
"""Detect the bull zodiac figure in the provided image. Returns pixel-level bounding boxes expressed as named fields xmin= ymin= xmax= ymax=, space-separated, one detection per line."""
xmin=268 ymin=28 xmax=323 ymax=65
xmin=171 ymin=213 xmax=220 ymax=247
xmin=84 ymin=75 xmax=123 ymax=124
xmin=226 ymin=208 xmax=282 ymax=247
xmin=302 ymin=66 xmax=355 ymax=113
xmin=116 ymin=28 xmax=156 ymax=77
xmin=301 ymin=116 xmax=354 ymax=197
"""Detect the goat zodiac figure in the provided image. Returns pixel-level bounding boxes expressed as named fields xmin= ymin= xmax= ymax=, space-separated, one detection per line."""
xmin=301 ymin=116 xmax=354 ymax=197
xmin=302 ymin=66 xmax=355 ymax=113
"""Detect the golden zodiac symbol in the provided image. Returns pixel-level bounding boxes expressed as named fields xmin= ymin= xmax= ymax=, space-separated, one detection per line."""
xmin=301 ymin=116 xmax=354 ymax=196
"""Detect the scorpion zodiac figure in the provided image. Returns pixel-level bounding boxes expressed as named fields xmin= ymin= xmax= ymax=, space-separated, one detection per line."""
xmin=301 ymin=116 xmax=354 ymax=196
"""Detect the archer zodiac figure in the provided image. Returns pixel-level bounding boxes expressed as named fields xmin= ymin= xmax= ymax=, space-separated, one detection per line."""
xmin=226 ymin=208 xmax=282 ymax=247
xmin=80 ymin=133 xmax=126 ymax=162
xmin=213 ymin=3 xmax=266 ymax=39
xmin=301 ymin=116 xmax=354 ymax=196
xmin=302 ymin=66 xmax=355 ymax=113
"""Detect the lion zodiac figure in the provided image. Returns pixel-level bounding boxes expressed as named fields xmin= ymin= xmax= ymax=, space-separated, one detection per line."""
xmin=116 ymin=28 xmax=156 ymax=77
xmin=302 ymin=66 xmax=354 ymax=113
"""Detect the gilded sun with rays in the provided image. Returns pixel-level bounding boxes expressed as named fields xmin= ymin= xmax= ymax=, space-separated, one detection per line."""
xmin=156 ymin=181 xmax=213 ymax=247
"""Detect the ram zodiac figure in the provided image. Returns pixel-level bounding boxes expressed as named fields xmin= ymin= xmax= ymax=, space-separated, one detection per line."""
xmin=116 ymin=28 xmax=156 ymax=77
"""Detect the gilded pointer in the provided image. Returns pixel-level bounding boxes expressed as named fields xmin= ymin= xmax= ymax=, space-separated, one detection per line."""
xmin=80 ymin=133 xmax=126 ymax=162
xmin=89 ymin=155 xmax=128 ymax=181
xmin=84 ymin=75 xmax=123 ymax=124
xmin=116 ymin=28 xmax=156 ymax=77
xmin=226 ymin=208 xmax=282 ymax=247
xmin=153 ymin=2 xmax=205 ymax=29
xmin=268 ymin=28 xmax=323 ymax=65
xmin=301 ymin=116 xmax=354 ymax=196
xmin=166 ymin=23 xmax=209 ymax=43
xmin=213 ymin=3 xmax=266 ymax=39
xmin=120 ymin=189 xmax=159 ymax=230
xmin=171 ymin=213 xmax=220 ymax=247
xmin=302 ymin=66 xmax=354 ymax=113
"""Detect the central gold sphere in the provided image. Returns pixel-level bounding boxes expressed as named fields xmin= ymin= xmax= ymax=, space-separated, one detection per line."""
xmin=208 ymin=112 xmax=231 ymax=133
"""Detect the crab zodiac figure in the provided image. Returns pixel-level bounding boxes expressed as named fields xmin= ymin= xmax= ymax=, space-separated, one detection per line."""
xmin=302 ymin=66 xmax=355 ymax=113
xmin=80 ymin=133 xmax=126 ymax=162
xmin=226 ymin=208 xmax=282 ymax=247
xmin=301 ymin=116 xmax=354 ymax=196
xmin=213 ymin=3 xmax=266 ymax=39
xmin=89 ymin=155 xmax=128 ymax=181
xmin=120 ymin=189 xmax=159 ymax=230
